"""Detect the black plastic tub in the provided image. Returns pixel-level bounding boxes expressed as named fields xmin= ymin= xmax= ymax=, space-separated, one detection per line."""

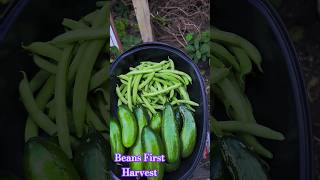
xmin=0 ymin=0 xmax=97 ymax=178
xmin=213 ymin=0 xmax=313 ymax=179
xmin=109 ymin=42 xmax=208 ymax=180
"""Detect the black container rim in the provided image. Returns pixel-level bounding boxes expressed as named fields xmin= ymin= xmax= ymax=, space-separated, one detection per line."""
xmin=247 ymin=0 xmax=313 ymax=179
xmin=0 ymin=0 xmax=29 ymax=42
xmin=109 ymin=42 xmax=209 ymax=180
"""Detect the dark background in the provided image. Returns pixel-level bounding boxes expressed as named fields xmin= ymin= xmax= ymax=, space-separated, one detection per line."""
xmin=271 ymin=0 xmax=320 ymax=178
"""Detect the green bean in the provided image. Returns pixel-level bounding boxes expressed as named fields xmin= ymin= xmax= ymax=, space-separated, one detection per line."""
xmin=89 ymin=62 xmax=109 ymax=90
xmin=55 ymin=46 xmax=73 ymax=158
xmin=229 ymin=46 xmax=252 ymax=82
xmin=118 ymin=74 xmax=129 ymax=81
xmin=155 ymin=73 xmax=180 ymax=84
xmin=211 ymin=67 xmax=229 ymax=84
xmin=169 ymin=89 xmax=174 ymax=99
xmin=118 ymin=99 xmax=122 ymax=106
xmin=116 ymin=85 xmax=127 ymax=104
xmin=168 ymin=57 xmax=175 ymax=70
xmin=211 ymin=28 xmax=263 ymax=72
xmin=68 ymin=43 xmax=88 ymax=83
xmin=178 ymin=86 xmax=190 ymax=101
xmin=23 ymin=42 xmax=62 ymax=62
xmin=126 ymin=67 xmax=162 ymax=75
xmin=25 ymin=120 xmax=38 ymax=142
xmin=211 ymin=55 xmax=225 ymax=68
xmin=73 ymin=4 xmax=108 ymax=137
xmin=19 ymin=72 xmax=56 ymax=135
xmin=150 ymin=86 xmax=166 ymax=104
xmin=120 ymin=79 xmax=128 ymax=85
xmin=25 ymin=76 xmax=55 ymax=142
xmin=209 ymin=116 xmax=223 ymax=137
xmin=138 ymin=72 xmax=154 ymax=89
xmin=141 ymin=96 xmax=156 ymax=114
xmin=33 ymin=55 xmax=57 ymax=74
xmin=136 ymin=95 xmax=143 ymax=104
xmin=159 ymin=69 xmax=192 ymax=82
xmin=82 ymin=10 xmax=98 ymax=24
xmin=127 ymin=76 xmax=133 ymax=110
xmin=86 ymin=102 xmax=107 ymax=131
xmin=211 ymin=42 xmax=240 ymax=72
xmin=132 ymin=74 xmax=142 ymax=105
xmin=62 ymin=18 xmax=89 ymax=30
xmin=143 ymin=83 xmax=181 ymax=97
xmin=171 ymin=99 xmax=199 ymax=106
xmin=51 ymin=28 xmax=107 ymax=45
xmin=153 ymin=77 xmax=172 ymax=86
xmin=29 ymin=70 xmax=50 ymax=92
xmin=217 ymin=121 xmax=284 ymax=140
xmin=96 ymin=97 xmax=108 ymax=122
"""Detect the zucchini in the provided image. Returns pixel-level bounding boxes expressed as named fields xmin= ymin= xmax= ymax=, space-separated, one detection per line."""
xmin=74 ymin=129 xmax=110 ymax=180
xmin=161 ymin=103 xmax=180 ymax=163
xmin=24 ymin=137 xmax=80 ymax=180
xmin=117 ymin=105 xmax=138 ymax=148
xmin=211 ymin=137 xmax=229 ymax=180
xmin=165 ymin=160 xmax=180 ymax=172
xmin=129 ymin=105 xmax=148 ymax=170
xmin=110 ymin=118 xmax=125 ymax=160
xmin=142 ymin=126 xmax=164 ymax=180
xmin=219 ymin=136 xmax=269 ymax=180
xmin=179 ymin=105 xmax=196 ymax=158
xmin=150 ymin=112 xmax=162 ymax=134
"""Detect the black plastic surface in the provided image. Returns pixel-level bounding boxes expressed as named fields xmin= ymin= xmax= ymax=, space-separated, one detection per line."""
xmin=109 ymin=42 xmax=208 ymax=180
xmin=213 ymin=0 xmax=313 ymax=179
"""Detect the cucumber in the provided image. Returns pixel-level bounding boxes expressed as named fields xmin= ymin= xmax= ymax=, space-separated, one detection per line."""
xmin=219 ymin=136 xmax=269 ymax=180
xmin=211 ymin=137 xmax=229 ymax=180
xmin=179 ymin=105 xmax=196 ymax=158
xmin=24 ymin=137 xmax=80 ymax=180
xmin=110 ymin=118 xmax=125 ymax=160
xmin=142 ymin=126 xmax=164 ymax=180
xmin=161 ymin=103 xmax=180 ymax=163
xmin=150 ymin=112 xmax=162 ymax=134
xmin=129 ymin=105 xmax=148 ymax=170
xmin=117 ymin=105 xmax=138 ymax=148
xmin=174 ymin=107 xmax=182 ymax=132
xmin=165 ymin=160 xmax=180 ymax=172
xmin=74 ymin=129 xmax=110 ymax=180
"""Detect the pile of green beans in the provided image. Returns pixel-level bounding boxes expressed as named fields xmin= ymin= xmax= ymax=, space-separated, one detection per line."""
xmin=211 ymin=27 xmax=285 ymax=159
xmin=19 ymin=2 xmax=109 ymax=158
xmin=116 ymin=58 xmax=199 ymax=115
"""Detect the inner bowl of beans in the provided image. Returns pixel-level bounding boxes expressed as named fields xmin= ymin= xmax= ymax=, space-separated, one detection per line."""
xmin=109 ymin=42 xmax=208 ymax=180
xmin=214 ymin=0 xmax=312 ymax=179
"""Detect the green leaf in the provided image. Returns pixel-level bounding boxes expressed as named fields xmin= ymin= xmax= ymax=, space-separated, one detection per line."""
xmin=201 ymin=31 xmax=210 ymax=42
xmin=194 ymin=37 xmax=200 ymax=50
xmin=185 ymin=33 xmax=194 ymax=42
xmin=200 ymin=43 xmax=210 ymax=54
xmin=201 ymin=56 xmax=207 ymax=62
xmin=185 ymin=45 xmax=195 ymax=52
xmin=196 ymin=50 xmax=201 ymax=60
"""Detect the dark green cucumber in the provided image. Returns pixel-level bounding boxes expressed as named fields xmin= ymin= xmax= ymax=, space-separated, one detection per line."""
xmin=24 ymin=137 xmax=80 ymax=180
xmin=161 ymin=103 xmax=180 ymax=163
xmin=129 ymin=105 xmax=148 ymax=170
xmin=211 ymin=137 xmax=229 ymax=180
xmin=110 ymin=118 xmax=125 ymax=160
xmin=117 ymin=105 xmax=138 ymax=147
xmin=219 ymin=136 xmax=269 ymax=180
xmin=165 ymin=160 xmax=180 ymax=172
xmin=74 ymin=129 xmax=110 ymax=180
xmin=142 ymin=126 xmax=164 ymax=180
xmin=150 ymin=112 xmax=162 ymax=134
xmin=179 ymin=105 xmax=196 ymax=158
xmin=174 ymin=108 xmax=182 ymax=132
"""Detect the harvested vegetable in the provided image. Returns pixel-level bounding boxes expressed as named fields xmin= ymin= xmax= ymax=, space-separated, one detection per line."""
xmin=116 ymin=58 xmax=199 ymax=114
